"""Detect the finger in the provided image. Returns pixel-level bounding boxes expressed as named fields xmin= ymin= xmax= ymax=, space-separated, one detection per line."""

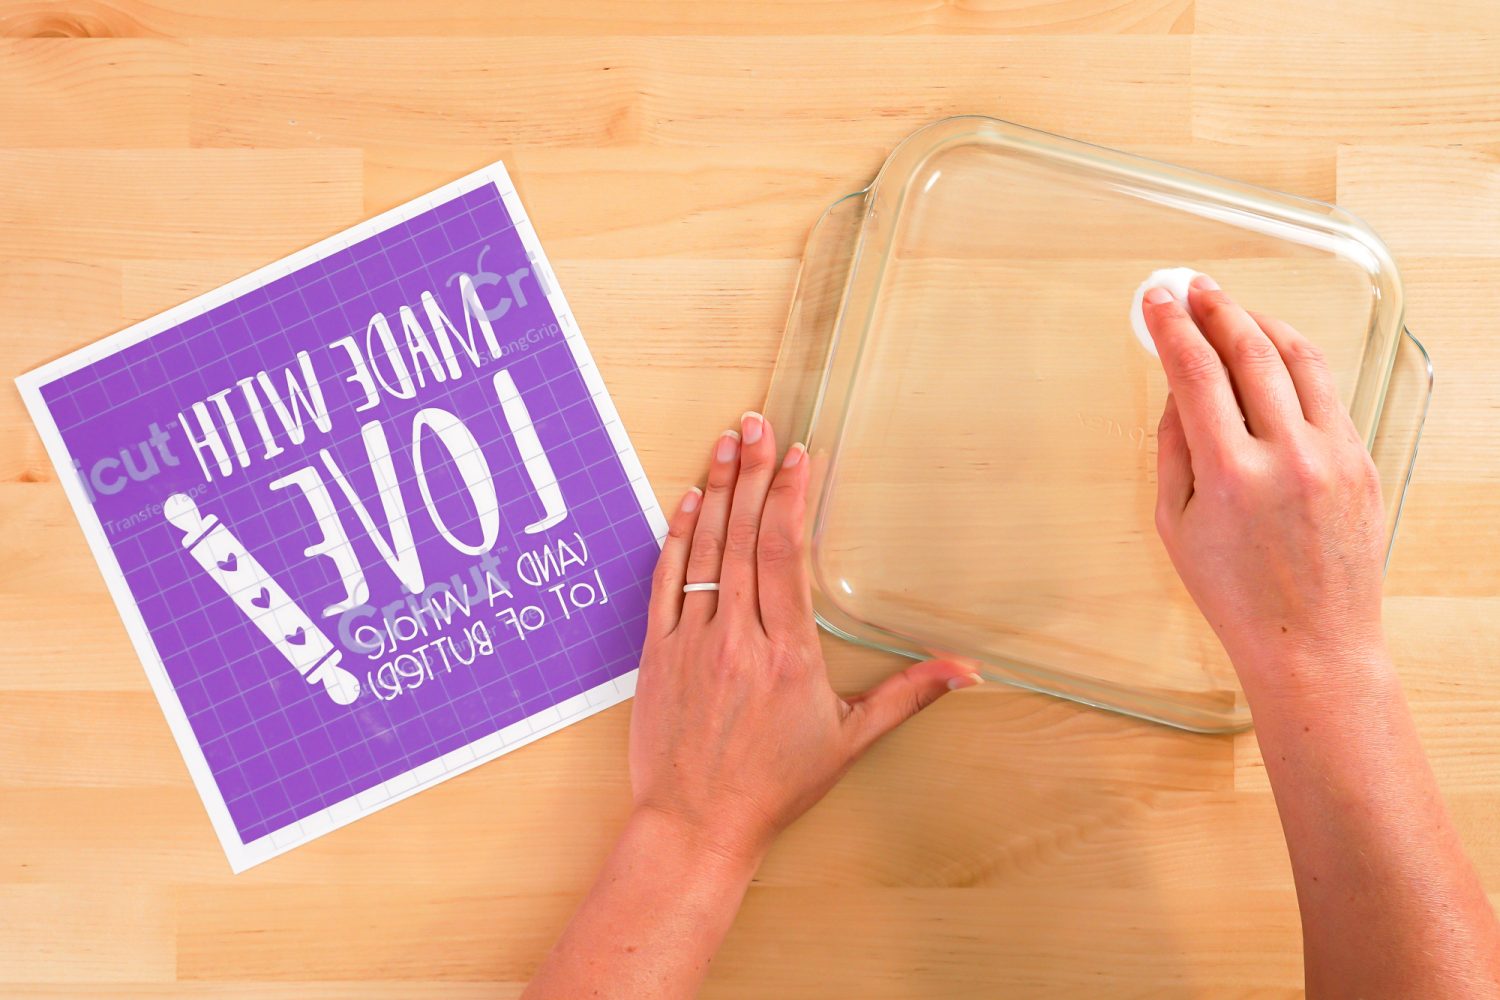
xmin=756 ymin=442 xmax=813 ymax=636
xmin=1184 ymin=276 xmax=1302 ymax=438
xmin=846 ymin=660 xmax=981 ymax=754
xmin=646 ymin=487 xmax=703 ymax=639
xmin=720 ymin=411 xmax=779 ymax=625
xmin=1155 ymin=393 xmax=1194 ymax=520
xmin=1142 ymin=287 xmax=1247 ymax=458
xmin=1249 ymin=310 xmax=1344 ymax=431
xmin=682 ymin=428 xmax=740 ymax=622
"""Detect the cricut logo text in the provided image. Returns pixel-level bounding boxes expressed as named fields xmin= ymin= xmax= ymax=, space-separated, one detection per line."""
xmin=72 ymin=421 xmax=181 ymax=502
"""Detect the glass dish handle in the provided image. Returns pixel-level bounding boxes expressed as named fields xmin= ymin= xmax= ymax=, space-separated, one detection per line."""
xmin=1374 ymin=327 xmax=1434 ymax=573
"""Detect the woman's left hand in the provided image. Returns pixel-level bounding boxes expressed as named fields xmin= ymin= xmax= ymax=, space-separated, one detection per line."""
xmin=629 ymin=411 xmax=981 ymax=868
xmin=525 ymin=412 xmax=983 ymax=999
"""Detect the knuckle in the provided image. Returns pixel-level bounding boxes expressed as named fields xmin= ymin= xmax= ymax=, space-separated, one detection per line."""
xmin=725 ymin=517 xmax=760 ymax=554
xmin=1206 ymin=450 xmax=1260 ymax=502
xmin=1284 ymin=336 xmax=1327 ymax=369
xmin=768 ymin=472 xmax=799 ymax=496
xmin=767 ymin=642 xmax=804 ymax=679
xmin=666 ymin=516 xmax=694 ymax=542
xmin=1174 ymin=347 xmax=1223 ymax=385
xmin=1340 ymin=447 xmax=1382 ymax=496
xmin=737 ymin=448 xmax=772 ymax=474
xmin=767 ymin=480 xmax=806 ymax=519
xmin=1211 ymin=447 xmax=1248 ymax=478
xmin=1285 ymin=443 xmax=1335 ymax=495
xmin=705 ymin=463 xmax=737 ymax=489
xmin=690 ymin=531 xmax=724 ymax=564
xmin=1232 ymin=334 xmax=1280 ymax=366
xmin=1199 ymin=292 xmax=1238 ymax=323
xmin=757 ymin=527 xmax=801 ymax=566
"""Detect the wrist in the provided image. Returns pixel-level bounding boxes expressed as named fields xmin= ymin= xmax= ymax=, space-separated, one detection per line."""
xmin=1231 ymin=631 xmax=1398 ymax=712
xmin=623 ymin=805 xmax=767 ymax=891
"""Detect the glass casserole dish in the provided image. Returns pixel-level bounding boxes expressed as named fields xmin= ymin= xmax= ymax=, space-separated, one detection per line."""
xmin=764 ymin=116 xmax=1432 ymax=733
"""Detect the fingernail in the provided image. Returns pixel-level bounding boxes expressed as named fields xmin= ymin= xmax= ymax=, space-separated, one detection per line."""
xmin=1191 ymin=274 xmax=1220 ymax=292
xmin=947 ymin=673 xmax=984 ymax=691
xmin=741 ymin=410 xmax=764 ymax=445
xmin=715 ymin=430 xmax=740 ymax=463
xmin=782 ymin=442 xmax=806 ymax=468
xmin=1143 ymin=286 xmax=1173 ymax=306
xmin=681 ymin=486 xmax=701 ymax=513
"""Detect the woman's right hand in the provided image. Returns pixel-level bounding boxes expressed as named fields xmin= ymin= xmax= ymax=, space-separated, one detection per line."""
xmin=1141 ymin=275 xmax=1390 ymax=694
xmin=1144 ymin=275 xmax=1500 ymax=997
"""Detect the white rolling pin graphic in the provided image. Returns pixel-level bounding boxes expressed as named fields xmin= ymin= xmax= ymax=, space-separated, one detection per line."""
xmin=164 ymin=492 xmax=363 ymax=706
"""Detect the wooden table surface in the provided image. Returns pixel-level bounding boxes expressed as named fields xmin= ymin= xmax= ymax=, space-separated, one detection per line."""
xmin=3 ymin=2 xmax=1499 ymax=996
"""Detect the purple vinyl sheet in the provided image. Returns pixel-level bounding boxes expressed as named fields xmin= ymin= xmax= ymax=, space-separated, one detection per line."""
xmin=17 ymin=162 xmax=666 ymax=871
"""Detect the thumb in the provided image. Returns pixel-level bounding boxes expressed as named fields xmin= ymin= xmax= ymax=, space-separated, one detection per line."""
xmin=846 ymin=659 xmax=983 ymax=752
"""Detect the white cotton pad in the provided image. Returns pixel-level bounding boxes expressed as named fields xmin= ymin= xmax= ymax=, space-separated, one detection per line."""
xmin=1129 ymin=267 xmax=1203 ymax=357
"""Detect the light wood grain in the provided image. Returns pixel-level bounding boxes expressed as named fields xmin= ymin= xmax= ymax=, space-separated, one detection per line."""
xmin=1196 ymin=0 xmax=1500 ymax=35
xmin=0 ymin=38 xmax=187 ymax=145
xmin=0 ymin=0 xmax=1198 ymax=37
xmin=1 ymin=2 xmax=1497 ymax=996
xmin=1192 ymin=36 xmax=1500 ymax=143
xmin=1337 ymin=146 xmax=1500 ymax=257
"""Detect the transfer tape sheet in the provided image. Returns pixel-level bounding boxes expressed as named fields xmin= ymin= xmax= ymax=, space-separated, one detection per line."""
xmin=16 ymin=162 xmax=667 ymax=871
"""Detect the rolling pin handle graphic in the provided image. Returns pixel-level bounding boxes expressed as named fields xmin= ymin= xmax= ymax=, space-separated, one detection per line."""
xmin=164 ymin=492 xmax=362 ymax=706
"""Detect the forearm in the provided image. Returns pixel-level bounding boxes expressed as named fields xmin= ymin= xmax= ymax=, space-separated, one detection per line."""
xmin=523 ymin=807 xmax=760 ymax=1000
xmin=1241 ymin=641 xmax=1500 ymax=996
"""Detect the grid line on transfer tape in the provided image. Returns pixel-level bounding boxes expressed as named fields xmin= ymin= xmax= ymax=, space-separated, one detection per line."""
xmin=221 ymin=228 xmax=423 ymax=837
xmin=358 ymin=212 xmax=602 ymax=769
xmin=172 ymin=254 xmax=319 ymax=833
xmin=273 ymin=187 xmax=636 ymax=839
xmin=541 ymin=378 xmax=639 ymax=696
xmin=160 ymin=191 xmax=443 ymax=836
xmin=245 ymin=279 xmax=333 ymax=826
xmin=241 ymin=190 xmax=492 ymax=837
xmin=170 ymin=304 xmax=282 ymax=836
xmin=169 ymin=292 xmax=296 ymax=818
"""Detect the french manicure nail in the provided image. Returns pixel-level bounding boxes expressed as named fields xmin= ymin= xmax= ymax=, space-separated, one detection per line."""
xmin=782 ymin=442 xmax=806 ymax=468
xmin=947 ymin=673 xmax=984 ymax=691
xmin=741 ymin=410 xmax=764 ymax=445
xmin=681 ymin=487 xmax=702 ymax=513
xmin=1191 ymin=274 xmax=1220 ymax=291
xmin=716 ymin=430 xmax=740 ymax=463
xmin=1143 ymin=286 xmax=1173 ymax=306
